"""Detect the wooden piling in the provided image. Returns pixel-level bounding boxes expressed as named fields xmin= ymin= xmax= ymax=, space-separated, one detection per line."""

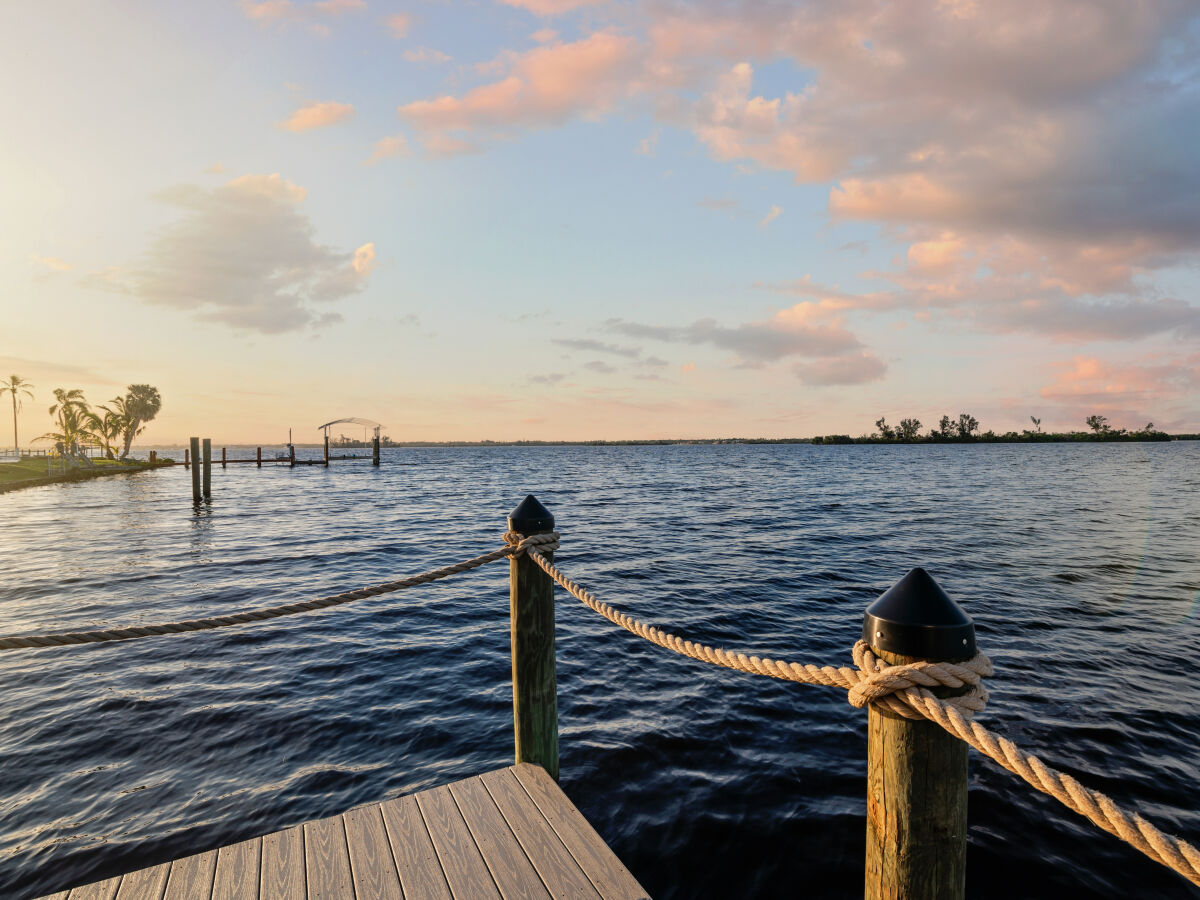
xmin=863 ymin=568 xmax=974 ymax=900
xmin=507 ymin=495 xmax=559 ymax=782
xmin=221 ymin=447 xmax=226 ymax=468
xmin=184 ymin=447 xmax=190 ymax=469
xmin=289 ymin=444 xmax=295 ymax=467
xmin=201 ymin=438 xmax=212 ymax=499
xmin=372 ymin=435 xmax=380 ymax=466
xmin=323 ymin=434 xmax=329 ymax=467
xmin=189 ymin=437 xmax=201 ymax=502
xmin=256 ymin=446 xmax=262 ymax=468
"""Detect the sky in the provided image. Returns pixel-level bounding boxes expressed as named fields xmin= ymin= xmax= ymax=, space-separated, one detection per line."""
xmin=2 ymin=0 xmax=1199 ymax=444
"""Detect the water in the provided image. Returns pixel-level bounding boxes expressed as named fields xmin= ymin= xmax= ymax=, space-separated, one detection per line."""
xmin=1 ymin=444 xmax=1197 ymax=898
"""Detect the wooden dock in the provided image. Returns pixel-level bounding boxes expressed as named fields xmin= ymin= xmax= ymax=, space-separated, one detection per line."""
xmin=38 ymin=764 xmax=648 ymax=900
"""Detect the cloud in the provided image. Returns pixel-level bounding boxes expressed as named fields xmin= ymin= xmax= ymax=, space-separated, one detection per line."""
xmin=584 ymin=360 xmax=617 ymax=373
xmin=279 ymin=101 xmax=354 ymax=132
xmin=404 ymin=47 xmax=451 ymax=64
xmin=1040 ymin=355 xmax=1200 ymax=405
xmin=31 ymin=255 xmax=73 ymax=272
xmin=529 ymin=372 xmax=566 ymax=385
xmin=399 ymin=31 xmax=639 ymax=151
xmin=759 ymin=204 xmax=782 ymax=228
xmin=698 ymin=196 xmax=738 ymax=211
xmin=385 ymin=13 xmax=411 ymax=38
xmin=792 ymin=352 xmax=887 ymax=386
xmin=636 ymin=130 xmax=658 ymax=156
xmin=241 ymin=0 xmax=364 ymax=33
xmin=204 ymin=162 xmax=224 ymax=174
xmin=366 ymin=134 xmax=410 ymax=164
xmin=498 ymin=0 xmax=605 ymax=16
xmin=86 ymin=174 xmax=374 ymax=333
xmin=553 ymin=338 xmax=641 ymax=358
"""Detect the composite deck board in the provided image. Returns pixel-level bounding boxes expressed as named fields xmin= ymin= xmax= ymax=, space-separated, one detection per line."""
xmin=212 ymin=836 xmax=262 ymax=900
xmin=512 ymin=764 xmax=649 ymax=900
xmin=416 ymin=785 xmax=502 ymax=900
xmin=450 ymin=776 xmax=552 ymax=900
xmin=481 ymin=768 xmax=601 ymax=899
xmin=37 ymin=766 xmax=646 ymax=900
xmin=342 ymin=804 xmax=403 ymax=899
xmin=303 ymin=816 xmax=353 ymax=899
xmin=163 ymin=848 xmax=218 ymax=900
xmin=380 ymin=793 xmax=453 ymax=900
xmin=260 ymin=824 xmax=305 ymax=900
xmin=114 ymin=862 xmax=171 ymax=900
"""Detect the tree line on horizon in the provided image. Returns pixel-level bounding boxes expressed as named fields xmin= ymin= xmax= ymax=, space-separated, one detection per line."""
xmin=0 ymin=375 xmax=162 ymax=460
xmin=813 ymin=413 xmax=1171 ymax=444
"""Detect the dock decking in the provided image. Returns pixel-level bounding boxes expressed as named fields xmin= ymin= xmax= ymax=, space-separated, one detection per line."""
xmin=38 ymin=764 xmax=648 ymax=900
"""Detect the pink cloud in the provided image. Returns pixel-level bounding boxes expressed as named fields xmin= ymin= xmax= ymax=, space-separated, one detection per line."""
xmin=241 ymin=0 xmax=364 ymax=33
xmin=365 ymin=135 xmax=410 ymax=164
xmin=399 ymin=31 xmax=639 ymax=149
xmin=498 ymin=0 xmax=605 ymax=16
xmin=385 ymin=13 xmax=410 ymax=38
xmin=279 ymin=100 xmax=355 ymax=132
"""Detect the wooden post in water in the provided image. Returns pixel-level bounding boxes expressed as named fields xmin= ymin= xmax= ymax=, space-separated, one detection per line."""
xmin=864 ymin=568 xmax=974 ymax=900
xmin=372 ymin=435 xmax=380 ymax=467
xmin=184 ymin=447 xmax=190 ymax=469
xmin=288 ymin=444 xmax=295 ymax=467
xmin=323 ymin=434 xmax=329 ymax=467
xmin=508 ymin=494 xmax=559 ymax=781
xmin=201 ymin=438 xmax=212 ymax=499
xmin=221 ymin=446 xmax=226 ymax=468
xmin=189 ymin=437 xmax=201 ymax=502
xmin=256 ymin=446 xmax=262 ymax=468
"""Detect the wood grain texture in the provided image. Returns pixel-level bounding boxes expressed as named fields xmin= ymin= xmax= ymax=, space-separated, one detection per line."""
xmin=512 ymin=765 xmax=648 ymax=900
xmin=66 ymin=879 xmax=120 ymax=900
xmin=416 ymin=785 xmax=501 ymax=900
xmin=510 ymin=539 xmax=559 ymax=781
xmin=163 ymin=849 xmax=217 ymax=900
xmin=450 ymin=776 xmax=551 ymax=900
xmin=481 ymin=769 xmax=600 ymax=899
xmin=114 ymin=862 xmax=171 ymax=900
xmin=381 ymin=794 xmax=453 ymax=900
xmin=304 ymin=815 xmax=354 ymax=899
xmin=865 ymin=648 xmax=969 ymax=900
xmin=212 ymin=836 xmax=262 ymax=900
xmin=260 ymin=825 xmax=305 ymax=900
xmin=343 ymin=804 xmax=403 ymax=899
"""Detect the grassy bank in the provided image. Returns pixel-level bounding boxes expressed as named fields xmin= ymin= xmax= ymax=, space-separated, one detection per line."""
xmin=0 ymin=457 xmax=175 ymax=494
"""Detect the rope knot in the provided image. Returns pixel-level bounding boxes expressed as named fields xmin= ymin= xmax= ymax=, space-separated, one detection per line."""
xmin=503 ymin=530 xmax=561 ymax=557
xmin=847 ymin=639 xmax=994 ymax=720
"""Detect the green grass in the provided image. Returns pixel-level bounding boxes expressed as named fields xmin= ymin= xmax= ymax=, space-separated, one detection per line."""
xmin=0 ymin=456 xmax=173 ymax=489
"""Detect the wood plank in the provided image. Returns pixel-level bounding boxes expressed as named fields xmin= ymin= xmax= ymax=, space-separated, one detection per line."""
xmin=342 ymin=804 xmax=403 ymax=899
xmin=115 ymin=862 xmax=171 ymax=899
xmin=415 ymin=785 xmax=501 ymax=900
xmin=481 ymin=769 xmax=600 ymax=899
xmin=66 ymin=879 xmax=119 ymax=900
xmin=380 ymin=794 xmax=452 ymax=900
xmin=260 ymin=825 xmax=305 ymax=900
xmin=44 ymin=893 xmax=70 ymax=900
xmin=163 ymin=849 xmax=218 ymax=900
xmin=303 ymin=815 xmax=354 ymax=899
xmin=512 ymin=765 xmax=648 ymax=900
xmin=212 ymin=836 xmax=262 ymax=900
xmin=449 ymin=776 xmax=551 ymax=900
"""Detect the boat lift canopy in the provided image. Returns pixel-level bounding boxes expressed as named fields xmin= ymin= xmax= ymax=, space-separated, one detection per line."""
xmin=318 ymin=418 xmax=382 ymax=439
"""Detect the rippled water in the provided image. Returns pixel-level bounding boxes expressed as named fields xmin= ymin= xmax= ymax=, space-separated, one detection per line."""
xmin=1 ymin=444 xmax=1198 ymax=898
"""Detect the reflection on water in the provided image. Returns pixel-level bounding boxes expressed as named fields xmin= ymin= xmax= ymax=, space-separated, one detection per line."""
xmin=1 ymin=443 xmax=1198 ymax=898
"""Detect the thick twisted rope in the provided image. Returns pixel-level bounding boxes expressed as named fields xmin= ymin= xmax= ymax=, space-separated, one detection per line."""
xmin=0 ymin=533 xmax=559 ymax=650
xmin=517 ymin=541 xmax=1200 ymax=888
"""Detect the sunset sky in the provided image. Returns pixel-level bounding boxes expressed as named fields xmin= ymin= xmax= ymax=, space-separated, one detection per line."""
xmin=3 ymin=0 xmax=1198 ymax=443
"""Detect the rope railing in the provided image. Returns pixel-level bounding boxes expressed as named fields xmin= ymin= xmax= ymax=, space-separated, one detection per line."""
xmin=2 ymin=527 xmax=1196 ymax=888
xmin=514 ymin=536 xmax=1200 ymax=889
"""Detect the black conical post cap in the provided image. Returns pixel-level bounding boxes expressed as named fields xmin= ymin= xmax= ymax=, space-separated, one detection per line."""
xmin=863 ymin=567 xmax=975 ymax=659
xmin=508 ymin=494 xmax=554 ymax=534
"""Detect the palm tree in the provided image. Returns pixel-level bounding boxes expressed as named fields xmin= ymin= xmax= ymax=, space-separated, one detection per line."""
xmin=86 ymin=403 xmax=126 ymax=459
xmin=39 ymin=403 xmax=91 ymax=463
xmin=0 ymin=375 xmax=34 ymax=452
xmin=117 ymin=384 xmax=162 ymax=459
xmin=48 ymin=388 xmax=87 ymax=418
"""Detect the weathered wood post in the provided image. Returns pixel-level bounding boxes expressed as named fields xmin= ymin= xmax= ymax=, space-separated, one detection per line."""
xmin=221 ymin=447 xmax=227 ymax=468
xmin=323 ymin=434 xmax=330 ymax=467
xmin=288 ymin=444 xmax=295 ymax=467
xmin=256 ymin=446 xmax=262 ymax=468
xmin=201 ymin=438 xmax=212 ymax=499
xmin=189 ymin=437 xmax=201 ymax=502
xmin=184 ymin=447 xmax=190 ymax=469
xmin=372 ymin=435 xmax=380 ymax=466
xmin=864 ymin=568 xmax=975 ymax=900
xmin=508 ymin=494 xmax=559 ymax=781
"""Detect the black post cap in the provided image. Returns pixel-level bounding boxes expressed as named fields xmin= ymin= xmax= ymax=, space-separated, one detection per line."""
xmin=508 ymin=494 xmax=554 ymax=534
xmin=863 ymin=567 xmax=975 ymax=659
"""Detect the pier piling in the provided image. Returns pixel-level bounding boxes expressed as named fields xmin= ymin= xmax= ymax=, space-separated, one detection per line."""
xmin=221 ymin=447 xmax=226 ymax=468
xmin=323 ymin=434 xmax=329 ymax=467
xmin=201 ymin=439 xmax=212 ymax=499
xmin=372 ymin=435 xmax=380 ymax=466
xmin=508 ymin=494 xmax=559 ymax=781
xmin=256 ymin=446 xmax=262 ymax=468
xmin=184 ymin=447 xmax=189 ymax=469
xmin=863 ymin=568 xmax=973 ymax=900
xmin=189 ymin=437 xmax=200 ymax=502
